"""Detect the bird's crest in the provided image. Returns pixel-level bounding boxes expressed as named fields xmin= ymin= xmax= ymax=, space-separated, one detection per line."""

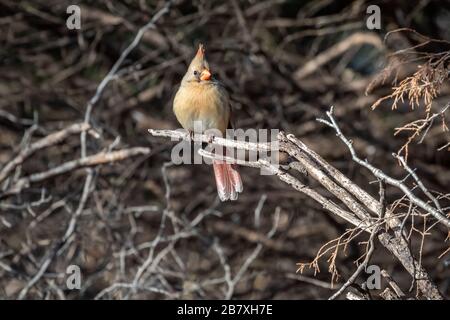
xmin=196 ymin=43 xmax=205 ymax=59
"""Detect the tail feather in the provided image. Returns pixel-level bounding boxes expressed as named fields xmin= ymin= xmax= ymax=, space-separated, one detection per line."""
xmin=229 ymin=164 xmax=243 ymax=193
xmin=213 ymin=161 xmax=243 ymax=201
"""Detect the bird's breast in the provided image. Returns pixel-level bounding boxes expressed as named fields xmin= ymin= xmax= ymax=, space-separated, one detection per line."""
xmin=173 ymin=82 xmax=230 ymax=135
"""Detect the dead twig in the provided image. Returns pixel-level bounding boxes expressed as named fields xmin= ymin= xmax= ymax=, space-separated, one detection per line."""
xmin=0 ymin=123 xmax=93 ymax=185
xmin=317 ymin=106 xmax=450 ymax=228
xmin=2 ymin=147 xmax=150 ymax=197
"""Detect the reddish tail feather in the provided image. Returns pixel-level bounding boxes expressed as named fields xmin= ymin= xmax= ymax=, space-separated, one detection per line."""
xmin=212 ymin=161 xmax=243 ymax=201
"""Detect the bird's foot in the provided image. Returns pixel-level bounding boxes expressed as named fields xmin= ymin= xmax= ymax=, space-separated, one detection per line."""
xmin=207 ymin=133 xmax=216 ymax=144
xmin=187 ymin=129 xmax=195 ymax=141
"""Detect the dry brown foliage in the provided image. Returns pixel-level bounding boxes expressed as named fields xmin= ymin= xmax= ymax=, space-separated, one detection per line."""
xmin=368 ymin=29 xmax=450 ymax=159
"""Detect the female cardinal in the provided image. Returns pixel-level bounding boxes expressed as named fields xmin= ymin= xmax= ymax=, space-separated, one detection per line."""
xmin=173 ymin=44 xmax=243 ymax=201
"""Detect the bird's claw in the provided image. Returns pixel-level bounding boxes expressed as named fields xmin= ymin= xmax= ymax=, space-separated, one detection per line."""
xmin=187 ymin=129 xmax=195 ymax=141
xmin=207 ymin=134 xmax=215 ymax=144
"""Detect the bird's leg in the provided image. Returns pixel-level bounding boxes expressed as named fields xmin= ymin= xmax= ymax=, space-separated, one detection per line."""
xmin=187 ymin=129 xmax=195 ymax=141
xmin=206 ymin=133 xmax=215 ymax=144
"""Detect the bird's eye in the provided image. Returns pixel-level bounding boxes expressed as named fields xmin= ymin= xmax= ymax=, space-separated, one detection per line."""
xmin=193 ymin=70 xmax=199 ymax=76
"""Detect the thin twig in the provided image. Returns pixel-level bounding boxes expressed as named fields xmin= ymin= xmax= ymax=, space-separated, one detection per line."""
xmin=317 ymin=106 xmax=450 ymax=228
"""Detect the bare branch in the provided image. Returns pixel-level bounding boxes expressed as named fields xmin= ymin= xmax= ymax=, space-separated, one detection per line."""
xmin=0 ymin=123 xmax=92 ymax=184
xmin=318 ymin=106 xmax=450 ymax=228
xmin=2 ymin=147 xmax=150 ymax=197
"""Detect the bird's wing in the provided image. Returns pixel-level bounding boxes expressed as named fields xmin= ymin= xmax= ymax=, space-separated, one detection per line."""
xmin=215 ymin=81 xmax=234 ymax=130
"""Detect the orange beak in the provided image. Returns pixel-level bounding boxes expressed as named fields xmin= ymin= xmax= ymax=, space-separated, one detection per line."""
xmin=200 ymin=69 xmax=211 ymax=81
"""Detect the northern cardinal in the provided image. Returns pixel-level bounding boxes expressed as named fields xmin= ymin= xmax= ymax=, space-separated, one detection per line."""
xmin=173 ymin=44 xmax=243 ymax=201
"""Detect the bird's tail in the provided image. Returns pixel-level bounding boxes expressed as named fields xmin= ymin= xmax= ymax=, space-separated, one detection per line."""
xmin=212 ymin=161 xmax=243 ymax=201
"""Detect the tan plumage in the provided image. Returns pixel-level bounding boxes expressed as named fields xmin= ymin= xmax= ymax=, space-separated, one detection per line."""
xmin=174 ymin=80 xmax=230 ymax=134
xmin=173 ymin=44 xmax=242 ymax=201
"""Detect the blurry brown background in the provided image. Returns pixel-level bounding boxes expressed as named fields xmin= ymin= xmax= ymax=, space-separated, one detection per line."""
xmin=0 ymin=0 xmax=449 ymax=299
